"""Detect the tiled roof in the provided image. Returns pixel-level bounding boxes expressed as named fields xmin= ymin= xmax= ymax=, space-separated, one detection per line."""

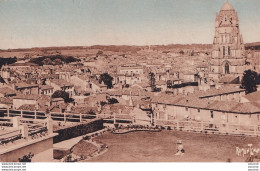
xmin=84 ymin=93 xmax=108 ymax=103
xmin=50 ymin=79 xmax=73 ymax=87
xmin=231 ymin=102 xmax=260 ymax=113
xmin=40 ymin=85 xmax=54 ymax=90
xmin=198 ymin=85 xmax=245 ymax=98
xmin=15 ymin=82 xmax=38 ymax=89
xmin=122 ymin=88 xmax=142 ymax=96
xmin=71 ymin=106 xmax=98 ymax=114
xmin=243 ymin=91 xmax=260 ymax=102
xmin=107 ymin=90 xmax=122 ymax=96
xmin=196 ymin=63 xmax=208 ymax=68
xmin=51 ymin=98 xmax=64 ymax=102
xmin=13 ymin=94 xmax=40 ymax=100
xmin=151 ymin=92 xmax=260 ymax=114
xmin=218 ymin=75 xmax=239 ymax=84
xmin=0 ymin=87 xmax=16 ymax=95
xmin=18 ymin=104 xmax=37 ymax=111
xmin=156 ymin=80 xmax=166 ymax=86
xmin=206 ymin=100 xmax=239 ymax=112
xmin=136 ymin=82 xmax=150 ymax=88
xmin=0 ymin=97 xmax=13 ymax=104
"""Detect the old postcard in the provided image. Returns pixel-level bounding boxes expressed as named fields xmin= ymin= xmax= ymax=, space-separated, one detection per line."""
xmin=0 ymin=0 xmax=260 ymax=169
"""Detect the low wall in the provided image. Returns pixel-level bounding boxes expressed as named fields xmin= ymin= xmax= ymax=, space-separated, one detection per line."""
xmin=113 ymin=129 xmax=161 ymax=134
xmin=0 ymin=136 xmax=55 ymax=162
xmin=53 ymin=119 xmax=103 ymax=143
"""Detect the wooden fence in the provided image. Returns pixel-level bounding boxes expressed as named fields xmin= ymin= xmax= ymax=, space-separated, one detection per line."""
xmin=0 ymin=108 xmax=134 ymax=124
xmin=97 ymin=113 xmax=133 ymax=124
xmin=155 ymin=119 xmax=260 ymax=136
xmin=0 ymin=108 xmax=96 ymax=122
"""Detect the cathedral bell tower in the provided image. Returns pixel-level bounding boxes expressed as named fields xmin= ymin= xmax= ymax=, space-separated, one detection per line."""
xmin=209 ymin=1 xmax=246 ymax=81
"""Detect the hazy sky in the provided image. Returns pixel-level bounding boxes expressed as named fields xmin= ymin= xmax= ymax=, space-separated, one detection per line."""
xmin=0 ymin=0 xmax=259 ymax=49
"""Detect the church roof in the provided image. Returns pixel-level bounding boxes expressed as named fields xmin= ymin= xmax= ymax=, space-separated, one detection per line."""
xmin=221 ymin=1 xmax=234 ymax=11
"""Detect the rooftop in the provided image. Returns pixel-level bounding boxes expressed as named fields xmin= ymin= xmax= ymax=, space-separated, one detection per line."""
xmin=13 ymin=94 xmax=40 ymax=100
xmin=152 ymin=91 xmax=260 ymax=114
xmin=50 ymin=79 xmax=73 ymax=87
xmin=220 ymin=1 xmax=234 ymax=11
xmin=0 ymin=87 xmax=16 ymax=95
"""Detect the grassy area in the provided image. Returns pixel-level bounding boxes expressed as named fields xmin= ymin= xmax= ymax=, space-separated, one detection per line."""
xmin=72 ymin=140 xmax=98 ymax=158
xmin=53 ymin=149 xmax=71 ymax=160
xmin=87 ymin=130 xmax=260 ymax=162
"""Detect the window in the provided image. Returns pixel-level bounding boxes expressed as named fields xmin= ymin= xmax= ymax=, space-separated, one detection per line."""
xmin=198 ymin=109 xmax=200 ymax=113
xmin=204 ymin=78 xmax=207 ymax=83
xmin=210 ymin=111 xmax=214 ymax=118
xmin=228 ymin=46 xmax=231 ymax=56
xmin=223 ymin=46 xmax=225 ymax=56
xmin=185 ymin=107 xmax=188 ymax=111
xmin=225 ymin=62 xmax=230 ymax=74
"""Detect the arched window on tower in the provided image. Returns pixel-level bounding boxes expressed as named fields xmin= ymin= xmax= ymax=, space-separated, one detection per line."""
xmin=228 ymin=46 xmax=231 ymax=56
xmin=223 ymin=46 xmax=225 ymax=56
xmin=225 ymin=62 xmax=230 ymax=74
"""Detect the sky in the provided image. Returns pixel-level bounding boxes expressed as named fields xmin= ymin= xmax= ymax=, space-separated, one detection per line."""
xmin=0 ymin=0 xmax=259 ymax=49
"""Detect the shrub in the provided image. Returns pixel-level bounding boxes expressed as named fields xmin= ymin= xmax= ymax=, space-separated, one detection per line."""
xmin=18 ymin=152 xmax=34 ymax=162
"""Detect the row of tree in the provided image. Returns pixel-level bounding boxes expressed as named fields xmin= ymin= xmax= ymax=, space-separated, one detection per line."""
xmin=29 ymin=55 xmax=80 ymax=66
xmin=0 ymin=57 xmax=17 ymax=69
xmin=241 ymin=69 xmax=259 ymax=94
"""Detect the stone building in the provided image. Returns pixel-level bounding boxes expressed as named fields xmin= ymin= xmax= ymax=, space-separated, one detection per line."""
xmin=209 ymin=1 xmax=246 ymax=81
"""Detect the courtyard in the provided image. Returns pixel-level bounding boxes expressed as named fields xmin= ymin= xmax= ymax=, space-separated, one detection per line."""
xmin=87 ymin=130 xmax=260 ymax=162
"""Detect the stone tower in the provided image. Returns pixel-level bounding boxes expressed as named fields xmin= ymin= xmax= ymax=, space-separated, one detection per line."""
xmin=209 ymin=1 xmax=246 ymax=81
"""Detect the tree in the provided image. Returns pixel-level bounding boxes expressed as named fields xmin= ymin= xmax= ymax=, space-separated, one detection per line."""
xmin=100 ymin=101 xmax=107 ymax=106
xmin=51 ymin=90 xmax=74 ymax=103
xmin=149 ymin=72 xmax=156 ymax=92
xmin=108 ymin=97 xmax=119 ymax=104
xmin=18 ymin=153 xmax=34 ymax=162
xmin=96 ymin=50 xmax=103 ymax=57
xmin=53 ymin=58 xmax=63 ymax=65
xmin=99 ymin=73 xmax=113 ymax=89
xmin=0 ymin=57 xmax=17 ymax=69
xmin=179 ymin=50 xmax=184 ymax=55
xmin=42 ymin=58 xmax=52 ymax=65
xmin=241 ymin=70 xmax=257 ymax=94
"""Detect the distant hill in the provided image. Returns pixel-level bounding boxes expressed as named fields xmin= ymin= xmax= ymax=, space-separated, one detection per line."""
xmin=89 ymin=45 xmax=142 ymax=53
xmin=1 ymin=42 xmax=260 ymax=53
